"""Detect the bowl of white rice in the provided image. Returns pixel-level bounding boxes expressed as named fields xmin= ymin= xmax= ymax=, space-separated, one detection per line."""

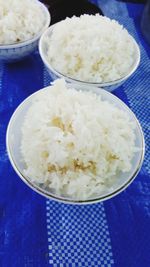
xmin=0 ymin=0 xmax=50 ymax=62
xmin=39 ymin=14 xmax=140 ymax=92
xmin=6 ymin=79 xmax=144 ymax=204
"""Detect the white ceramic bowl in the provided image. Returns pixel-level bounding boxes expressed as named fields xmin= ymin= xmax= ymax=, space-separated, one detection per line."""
xmin=6 ymin=84 xmax=145 ymax=204
xmin=0 ymin=1 xmax=50 ymax=62
xmin=39 ymin=24 xmax=140 ymax=92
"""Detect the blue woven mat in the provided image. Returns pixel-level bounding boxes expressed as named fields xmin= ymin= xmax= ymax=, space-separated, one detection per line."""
xmin=0 ymin=2 xmax=150 ymax=267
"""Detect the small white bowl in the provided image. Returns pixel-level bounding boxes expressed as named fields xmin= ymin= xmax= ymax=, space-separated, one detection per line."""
xmin=39 ymin=24 xmax=140 ymax=92
xmin=0 ymin=1 xmax=50 ymax=62
xmin=6 ymin=84 xmax=145 ymax=205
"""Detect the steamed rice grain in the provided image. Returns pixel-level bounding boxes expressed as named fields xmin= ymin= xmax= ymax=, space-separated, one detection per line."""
xmin=21 ymin=79 xmax=136 ymax=199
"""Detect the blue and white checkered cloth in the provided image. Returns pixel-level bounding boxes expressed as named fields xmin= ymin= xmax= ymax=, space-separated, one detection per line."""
xmin=0 ymin=2 xmax=150 ymax=267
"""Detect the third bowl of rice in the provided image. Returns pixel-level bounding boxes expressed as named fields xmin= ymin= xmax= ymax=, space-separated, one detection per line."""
xmin=0 ymin=0 xmax=50 ymax=61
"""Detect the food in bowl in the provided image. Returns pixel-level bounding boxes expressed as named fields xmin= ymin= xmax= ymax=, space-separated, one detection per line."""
xmin=42 ymin=14 xmax=136 ymax=83
xmin=20 ymin=79 xmax=137 ymax=200
xmin=0 ymin=0 xmax=48 ymax=44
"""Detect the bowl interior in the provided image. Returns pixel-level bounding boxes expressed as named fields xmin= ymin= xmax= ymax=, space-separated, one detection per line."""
xmin=6 ymin=86 xmax=144 ymax=204
xmin=39 ymin=24 xmax=140 ymax=87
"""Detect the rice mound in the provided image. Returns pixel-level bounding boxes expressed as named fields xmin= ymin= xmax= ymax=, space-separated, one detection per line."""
xmin=46 ymin=14 xmax=135 ymax=83
xmin=0 ymin=0 xmax=46 ymax=44
xmin=21 ymin=79 xmax=136 ymax=199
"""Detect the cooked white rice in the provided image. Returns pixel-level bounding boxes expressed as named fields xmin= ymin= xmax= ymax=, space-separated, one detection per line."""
xmin=0 ymin=0 xmax=46 ymax=44
xmin=46 ymin=14 xmax=135 ymax=83
xmin=21 ymin=79 xmax=136 ymax=199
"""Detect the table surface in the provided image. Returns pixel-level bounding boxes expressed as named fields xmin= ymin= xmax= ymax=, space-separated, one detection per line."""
xmin=0 ymin=1 xmax=150 ymax=267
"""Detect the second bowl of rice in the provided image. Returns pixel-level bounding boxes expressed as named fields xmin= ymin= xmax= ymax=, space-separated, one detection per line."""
xmin=39 ymin=14 xmax=140 ymax=92
xmin=6 ymin=79 xmax=144 ymax=204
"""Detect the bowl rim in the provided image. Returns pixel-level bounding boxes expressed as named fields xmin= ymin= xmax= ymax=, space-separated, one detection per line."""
xmin=39 ymin=23 xmax=141 ymax=86
xmin=6 ymin=85 xmax=145 ymax=205
xmin=0 ymin=0 xmax=51 ymax=49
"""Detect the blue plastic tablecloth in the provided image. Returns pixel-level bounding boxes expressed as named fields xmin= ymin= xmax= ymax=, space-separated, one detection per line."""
xmin=0 ymin=1 xmax=150 ymax=267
